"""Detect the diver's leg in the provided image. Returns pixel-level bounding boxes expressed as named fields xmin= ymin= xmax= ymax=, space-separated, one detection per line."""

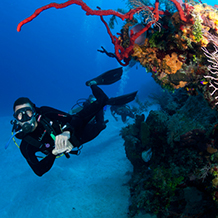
xmin=77 ymin=108 xmax=108 ymax=144
xmin=128 ymin=111 xmax=135 ymax=119
xmin=90 ymin=85 xmax=109 ymax=105
xmin=95 ymin=108 xmax=104 ymax=123
xmin=95 ymin=109 xmax=109 ymax=128
xmin=121 ymin=115 xmax=127 ymax=123
xmin=76 ymin=85 xmax=108 ymax=125
xmin=79 ymin=121 xmax=107 ymax=144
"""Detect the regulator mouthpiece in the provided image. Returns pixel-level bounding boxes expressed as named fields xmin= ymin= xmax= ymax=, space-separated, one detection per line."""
xmin=22 ymin=122 xmax=34 ymax=134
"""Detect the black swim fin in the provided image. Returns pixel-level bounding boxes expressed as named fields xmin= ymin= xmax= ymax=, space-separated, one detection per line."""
xmin=86 ymin=67 xmax=123 ymax=86
xmin=107 ymin=91 xmax=138 ymax=106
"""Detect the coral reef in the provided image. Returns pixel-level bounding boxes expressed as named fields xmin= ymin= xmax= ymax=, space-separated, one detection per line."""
xmin=17 ymin=0 xmax=218 ymax=108
xmin=121 ymin=89 xmax=218 ymax=217
xmin=124 ymin=1 xmax=218 ymax=109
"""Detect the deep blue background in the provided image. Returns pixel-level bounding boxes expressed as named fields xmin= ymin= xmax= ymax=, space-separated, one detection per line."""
xmin=0 ymin=0 xmax=216 ymax=116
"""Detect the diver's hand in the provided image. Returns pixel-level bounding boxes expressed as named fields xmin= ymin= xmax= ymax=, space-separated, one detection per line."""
xmin=52 ymin=131 xmax=73 ymax=155
xmin=55 ymin=131 xmax=70 ymax=147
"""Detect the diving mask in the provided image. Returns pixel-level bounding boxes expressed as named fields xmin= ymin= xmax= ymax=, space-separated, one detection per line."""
xmin=13 ymin=107 xmax=35 ymax=122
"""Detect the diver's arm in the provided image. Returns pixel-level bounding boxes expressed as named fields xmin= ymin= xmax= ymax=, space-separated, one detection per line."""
xmin=20 ymin=141 xmax=56 ymax=176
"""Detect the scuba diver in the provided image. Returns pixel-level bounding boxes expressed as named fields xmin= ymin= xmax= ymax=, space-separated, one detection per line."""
xmin=110 ymin=104 xmax=135 ymax=123
xmin=7 ymin=67 xmax=137 ymax=176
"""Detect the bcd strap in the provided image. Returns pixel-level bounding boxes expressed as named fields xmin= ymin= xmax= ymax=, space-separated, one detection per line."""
xmin=23 ymin=135 xmax=44 ymax=150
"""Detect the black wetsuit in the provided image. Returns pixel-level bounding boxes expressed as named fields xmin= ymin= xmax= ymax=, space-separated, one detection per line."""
xmin=16 ymin=85 xmax=108 ymax=176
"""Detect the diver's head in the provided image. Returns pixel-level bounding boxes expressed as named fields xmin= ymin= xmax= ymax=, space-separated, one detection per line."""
xmin=13 ymin=97 xmax=37 ymax=134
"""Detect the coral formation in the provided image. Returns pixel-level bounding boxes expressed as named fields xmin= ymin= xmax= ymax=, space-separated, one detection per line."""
xmin=121 ymin=89 xmax=218 ymax=217
xmin=125 ymin=1 xmax=218 ymax=109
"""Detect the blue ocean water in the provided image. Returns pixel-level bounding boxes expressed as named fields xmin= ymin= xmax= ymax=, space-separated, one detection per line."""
xmin=0 ymin=0 xmax=157 ymax=117
xmin=1 ymin=0 xmax=217 ymax=116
